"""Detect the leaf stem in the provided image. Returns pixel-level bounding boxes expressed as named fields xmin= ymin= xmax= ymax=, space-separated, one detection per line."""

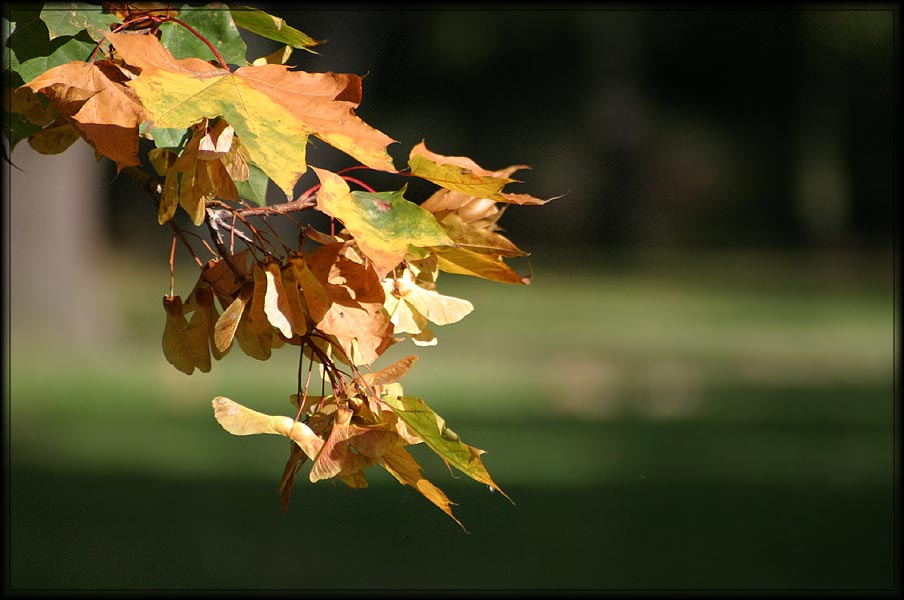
xmin=168 ymin=235 xmax=177 ymax=296
xmin=341 ymin=175 xmax=377 ymax=193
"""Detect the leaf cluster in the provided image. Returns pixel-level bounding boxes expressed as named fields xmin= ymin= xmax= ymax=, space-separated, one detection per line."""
xmin=3 ymin=2 xmax=557 ymax=528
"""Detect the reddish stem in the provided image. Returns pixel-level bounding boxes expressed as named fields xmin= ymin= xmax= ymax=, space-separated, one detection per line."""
xmin=90 ymin=14 xmax=229 ymax=70
xmin=336 ymin=165 xmax=373 ymax=175
xmin=341 ymin=175 xmax=377 ymax=193
xmin=158 ymin=16 xmax=229 ymax=70
xmin=298 ymin=184 xmax=321 ymax=203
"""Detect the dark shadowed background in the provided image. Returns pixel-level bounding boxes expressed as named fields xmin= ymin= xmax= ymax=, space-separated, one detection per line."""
xmin=6 ymin=6 xmax=897 ymax=592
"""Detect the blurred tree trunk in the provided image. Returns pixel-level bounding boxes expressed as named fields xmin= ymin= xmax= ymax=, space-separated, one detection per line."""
xmin=6 ymin=141 xmax=117 ymax=357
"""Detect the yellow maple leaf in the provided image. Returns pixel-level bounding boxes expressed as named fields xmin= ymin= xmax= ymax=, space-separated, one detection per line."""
xmin=107 ymin=32 xmax=397 ymax=198
xmin=408 ymin=140 xmax=552 ymax=206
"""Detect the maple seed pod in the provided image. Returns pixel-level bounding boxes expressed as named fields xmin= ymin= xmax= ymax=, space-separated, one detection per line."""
xmin=279 ymin=261 xmax=308 ymax=337
xmin=214 ymin=290 xmax=247 ymax=353
xmin=246 ymin=262 xmax=272 ymax=335
xmin=262 ymin=259 xmax=294 ymax=339
xmin=441 ymin=427 xmax=460 ymax=442
xmin=162 ymin=295 xmax=195 ymax=375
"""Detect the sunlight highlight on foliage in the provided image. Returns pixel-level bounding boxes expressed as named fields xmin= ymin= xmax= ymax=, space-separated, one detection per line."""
xmin=3 ymin=2 xmax=557 ymax=530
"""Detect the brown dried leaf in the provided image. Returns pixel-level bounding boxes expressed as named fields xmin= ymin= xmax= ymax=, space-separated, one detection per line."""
xmin=431 ymin=246 xmax=531 ymax=285
xmin=302 ymin=243 xmax=395 ymax=365
xmin=27 ymin=119 xmax=80 ymax=155
xmin=23 ymin=59 xmax=145 ymax=170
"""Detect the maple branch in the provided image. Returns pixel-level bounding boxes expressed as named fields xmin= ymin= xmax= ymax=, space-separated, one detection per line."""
xmin=205 ymin=216 xmax=242 ymax=278
xmin=121 ymin=166 xmax=201 ymax=265
xmin=230 ymin=196 xmax=320 ymax=219
xmin=122 ymin=163 xmax=310 ymax=273
xmin=299 ymin=183 xmax=321 ymax=202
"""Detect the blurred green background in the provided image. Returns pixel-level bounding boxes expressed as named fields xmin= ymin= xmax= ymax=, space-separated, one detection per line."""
xmin=5 ymin=6 xmax=897 ymax=592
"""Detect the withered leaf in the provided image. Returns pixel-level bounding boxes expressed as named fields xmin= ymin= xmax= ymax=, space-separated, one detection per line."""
xmin=431 ymin=246 xmax=531 ymax=285
xmin=23 ymin=59 xmax=145 ymax=170
xmin=27 ymin=118 xmax=80 ymax=155
xmin=301 ymin=242 xmax=395 ymax=365
xmin=437 ymin=213 xmax=527 ymax=258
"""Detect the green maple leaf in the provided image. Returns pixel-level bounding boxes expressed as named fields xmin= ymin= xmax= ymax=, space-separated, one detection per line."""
xmin=228 ymin=5 xmax=321 ymax=52
xmin=40 ymin=3 xmax=118 ymax=43
xmin=381 ymin=394 xmax=512 ymax=503
xmin=159 ymin=5 xmax=248 ymax=66
xmin=312 ymin=167 xmax=453 ymax=276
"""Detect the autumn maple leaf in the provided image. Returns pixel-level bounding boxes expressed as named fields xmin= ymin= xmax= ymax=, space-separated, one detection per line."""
xmin=106 ymin=32 xmax=397 ymax=198
xmin=23 ymin=59 xmax=146 ymax=170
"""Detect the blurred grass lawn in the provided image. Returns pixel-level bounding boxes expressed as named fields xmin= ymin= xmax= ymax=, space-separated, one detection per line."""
xmin=7 ymin=248 xmax=895 ymax=590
